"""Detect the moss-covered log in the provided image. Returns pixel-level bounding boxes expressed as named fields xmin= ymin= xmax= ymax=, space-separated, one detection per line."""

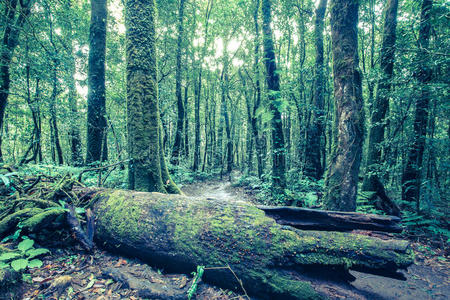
xmin=93 ymin=190 xmax=413 ymax=300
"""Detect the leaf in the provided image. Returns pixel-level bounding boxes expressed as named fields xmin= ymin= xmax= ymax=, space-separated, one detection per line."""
xmin=0 ymin=252 xmax=21 ymax=261
xmin=75 ymin=207 xmax=86 ymax=214
xmin=28 ymin=259 xmax=43 ymax=268
xmin=26 ymin=248 xmax=50 ymax=259
xmin=86 ymin=278 xmax=96 ymax=289
xmin=11 ymin=259 xmax=28 ymax=271
xmin=0 ymin=262 xmax=8 ymax=269
xmin=0 ymin=174 xmax=10 ymax=187
xmin=18 ymin=239 xmax=34 ymax=252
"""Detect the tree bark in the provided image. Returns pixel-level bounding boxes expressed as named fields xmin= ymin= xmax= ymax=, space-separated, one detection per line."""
xmin=258 ymin=206 xmax=402 ymax=233
xmin=304 ymin=0 xmax=327 ymax=180
xmin=0 ymin=0 xmax=33 ymax=162
xmin=126 ymin=0 xmax=165 ymax=193
xmin=362 ymin=0 xmax=399 ymax=216
xmin=261 ymin=0 xmax=286 ymax=190
xmin=66 ymin=0 xmax=83 ymax=166
xmin=86 ymin=0 xmax=108 ymax=164
xmin=93 ymin=189 xmax=413 ymax=300
xmin=401 ymin=0 xmax=433 ymax=212
xmin=325 ymin=0 xmax=364 ymax=211
xmin=170 ymin=0 xmax=186 ymax=166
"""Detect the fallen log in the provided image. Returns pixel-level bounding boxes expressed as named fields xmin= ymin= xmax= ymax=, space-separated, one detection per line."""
xmin=91 ymin=190 xmax=413 ymax=300
xmin=258 ymin=206 xmax=403 ymax=233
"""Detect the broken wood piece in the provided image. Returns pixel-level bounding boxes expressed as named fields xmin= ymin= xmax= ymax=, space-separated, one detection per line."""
xmin=257 ymin=205 xmax=403 ymax=233
xmin=66 ymin=204 xmax=94 ymax=252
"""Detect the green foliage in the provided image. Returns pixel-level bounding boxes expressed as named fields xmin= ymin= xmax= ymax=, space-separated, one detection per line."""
xmin=187 ymin=265 xmax=205 ymax=300
xmin=0 ymin=236 xmax=49 ymax=272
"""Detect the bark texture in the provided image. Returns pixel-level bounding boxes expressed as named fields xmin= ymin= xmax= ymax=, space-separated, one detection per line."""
xmin=126 ymin=0 xmax=165 ymax=192
xmin=362 ymin=0 xmax=399 ymax=214
xmin=325 ymin=0 xmax=364 ymax=211
xmin=126 ymin=0 xmax=180 ymax=194
xmin=86 ymin=0 xmax=108 ymax=164
xmin=401 ymin=0 xmax=433 ymax=211
xmin=93 ymin=190 xmax=413 ymax=300
xmin=170 ymin=0 xmax=186 ymax=166
xmin=261 ymin=0 xmax=286 ymax=190
xmin=0 ymin=0 xmax=34 ymax=162
xmin=304 ymin=0 xmax=327 ymax=180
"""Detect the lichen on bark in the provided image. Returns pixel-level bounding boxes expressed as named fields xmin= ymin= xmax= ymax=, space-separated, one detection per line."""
xmin=125 ymin=0 xmax=180 ymax=194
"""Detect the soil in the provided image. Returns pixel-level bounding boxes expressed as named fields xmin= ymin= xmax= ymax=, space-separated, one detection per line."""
xmin=5 ymin=179 xmax=449 ymax=300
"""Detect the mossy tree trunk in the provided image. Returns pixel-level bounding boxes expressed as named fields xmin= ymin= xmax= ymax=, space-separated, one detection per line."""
xmin=401 ymin=0 xmax=433 ymax=211
xmin=93 ymin=189 xmax=413 ymax=300
xmin=304 ymin=0 xmax=327 ymax=180
xmin=125 ymin=0 xmax=180 ymax=194
xmin=0 ymin=0 xmax=33 ymax=162
xmin=261 ymin=0 xmax=286 ymax=190
xmin=362 ymin=0 xmax=400 ymax=215
xmin=170 ymin=0 xmax=186 ymax=166
xmin=86 ymin=0 xmax=108 ymax=164
xmin=325 ymin=0 xmax=364 ymax=211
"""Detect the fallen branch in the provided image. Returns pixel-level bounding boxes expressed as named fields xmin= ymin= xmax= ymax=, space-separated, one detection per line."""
xmin=257 ymin=206 xmax=403 ymax=233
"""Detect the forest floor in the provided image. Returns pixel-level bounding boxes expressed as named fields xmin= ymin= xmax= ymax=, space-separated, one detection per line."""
xmin=7 ymin=179 xmax=449 ymax=300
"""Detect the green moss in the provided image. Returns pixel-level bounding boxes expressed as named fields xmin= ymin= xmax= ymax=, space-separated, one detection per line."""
xmin=21 ymin=208 xmax=65 ymax=232
xmin=98 ymin=190 xmax=143 ymax=243
xmin=0 ymin=208 xmax=43 ymax=237
xmin=94 ymin=190 xmax=413 ymax=300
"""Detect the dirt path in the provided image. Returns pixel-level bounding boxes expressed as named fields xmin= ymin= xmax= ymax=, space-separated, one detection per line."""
xmin=182 ymin=179 xmax=450 ymax=300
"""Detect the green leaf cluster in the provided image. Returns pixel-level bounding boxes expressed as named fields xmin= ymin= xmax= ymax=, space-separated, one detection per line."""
xmin=0 ymin=237 xmax=49 ymax=272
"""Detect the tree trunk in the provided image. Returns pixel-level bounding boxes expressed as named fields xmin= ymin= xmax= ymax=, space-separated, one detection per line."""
xmin=0 ymin=0 xmax=33 ymax=162
xmin=401 ymin=0 xmax=433 ymax=212
xmin=184 ymin=84 xmax=190 ymax=158
xmin=93 ymin=189 xmax=413 ymax=300
xmin=304 ymin=0 xmax=327 ymax=180
xmin=66 ymin=0 xmax=83 ymax=166
xmin=170 ymin=0 xmax=186 ymax=166
xmin=126 ymin=0 xmax=165 ymax=193
xmin=86 ymin=0 xmax=108 ymax=164
xmin=49 ymin=60 xmax=64 ymax=165
xmin=258 ymin=206 xmax=402 ymax=233
xmin=325 ymin=0 xmax=364 ymax=212
xmin=261 ymin=0 xmax=286 ymax=190
xmin=362 ymin=0 xmax=400 ymax=216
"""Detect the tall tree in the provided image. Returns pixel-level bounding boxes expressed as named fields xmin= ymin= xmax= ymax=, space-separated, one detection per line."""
xmin=86 ymin=0 xmax=108 ymax=164
xmin=65 ymin=1 xmax=83 ymax=166
xmin=0 ymin=0 xmax=34 ymax=162
xmin=304 ymin=0 xmax=327 ymax=180
xmin=362 ymin=0 xmax=400 ymax=215
xmin=261 ymin=0 xmax=286 ymax=191
xmin=126 ymin=0 xmax=180 ymax=194
xmin=325 ymin=0 xmax=364 ymax=211
xmin=193 ymin=0 xmax=213 ymax=171
xmin=401 ymin=0 xmax=433 ymax=211
xmin=170 ymin=0 xmax=187 ymax=165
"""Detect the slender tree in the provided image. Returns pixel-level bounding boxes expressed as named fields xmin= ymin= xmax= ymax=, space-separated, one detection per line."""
xmin=0 ymin=0 xmax=34 ymax=162
xmin=362 ymin=0 xmax=400 ymax=216
xmin=261 ymin=0 xmax=286 ymax=191
xmin=304 ymin=0 xmax=327 ymax=180
xmin=86 ymin=0 xmax=108 ymax=164
xmin=170 ymin=0 xmax=187 ymax=165
xmin=401 ymin=0 xmax=433 ymax=211
xmin=325 ymin=0 xmax=364 ymax=211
